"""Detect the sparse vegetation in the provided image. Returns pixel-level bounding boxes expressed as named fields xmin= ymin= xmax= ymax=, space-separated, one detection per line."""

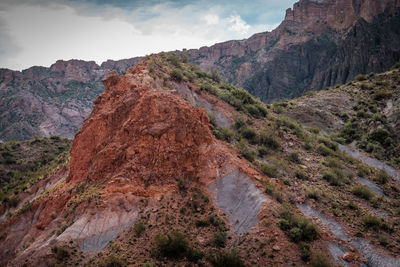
xmin=155 ymin=232 xmax=188 ymax=259
xmin=352 ymin=185 xmax=374 ymax=200
xmin=207 ymin=250 xmax=245 ymax=267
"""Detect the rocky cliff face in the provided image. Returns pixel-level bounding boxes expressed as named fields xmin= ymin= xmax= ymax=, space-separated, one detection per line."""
xmin=0 ymin=55 xmax=294 ymax=266
xmin=1 ymin=0 xmax=399 ymax=141
xmin=1 ymin=54 xmax=400 ymax=266
xmin=187 ymin=0 xmax=400 ymax=102
xmin=0 ymin=57 xmax=141 ymax=141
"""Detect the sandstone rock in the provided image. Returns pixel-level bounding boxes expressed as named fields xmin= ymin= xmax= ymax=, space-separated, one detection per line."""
xmin=342 ymin=252 xmax=355 ymax=262
xmin=273 ymin=245 xmax=281 ymax=251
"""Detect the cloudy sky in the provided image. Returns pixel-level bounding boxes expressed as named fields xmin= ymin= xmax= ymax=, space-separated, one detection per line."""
xmin=0 ymin=0 xmax=297 ymax=70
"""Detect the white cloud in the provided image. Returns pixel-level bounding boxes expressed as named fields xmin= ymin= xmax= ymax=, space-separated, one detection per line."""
xmin=0 ymin=1 xmax=293 ymax=70
xmin=228 ymin=15 xmax=250 ymax=35
xmin=203 ymin=14 xmax=219 ymax=25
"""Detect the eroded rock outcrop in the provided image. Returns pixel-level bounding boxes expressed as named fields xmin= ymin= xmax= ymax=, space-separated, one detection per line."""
xmin=0 ymin=56 xmax=276 ymax=266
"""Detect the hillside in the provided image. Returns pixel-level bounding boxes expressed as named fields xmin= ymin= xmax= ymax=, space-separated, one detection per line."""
xmin=187 ymin=0 xmax=400 ymax=102
xmin=286 ymin=63 xmax=400 ymax=169
xmin=0 ymin=57 xmax=141 ymax=141
xmin=0 ymin=53 xmax=399 ymax=266
xmin=1 ymin=0 xmax=400 ymax=141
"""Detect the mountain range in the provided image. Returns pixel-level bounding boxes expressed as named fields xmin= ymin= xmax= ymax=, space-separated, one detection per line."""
xmin=1 ymin=0 xmax=399 ymax=142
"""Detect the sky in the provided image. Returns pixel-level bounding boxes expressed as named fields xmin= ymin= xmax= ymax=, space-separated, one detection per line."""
xmin=0 ymin=0 xmax=297 ymax=70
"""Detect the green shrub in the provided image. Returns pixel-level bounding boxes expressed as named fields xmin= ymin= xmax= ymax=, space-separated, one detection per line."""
xmin=210 ymin=68 xmax=221 ymax=82
xmin=213 ymin=231 xmax=227 ymax=248
xmin=134 ymin=222 xmax=145 ymax=237
xmin=208 ymin=250 xmax=245 ymax=267
xmin=240 ymin=127 xmax=257 ymax=142
xmin=155 ymin=232 xmax=188 ymax=258
xmin=324 ymin=157 xmax=341 ymax=168
xmin=306 ymin=189 xmax=320 ymax=200
xmin=310 ymin=253 xmax=332 ymax=267
xmin=264 ymin=181 xmax=275 ymax=195
xmin=103 ymin=254 xmax=126 ymax=267
xmin=318 ymin=137 xmax=338 ymax=151
xmin=374 ymin=90 xmax=392 ymax=101
xmin=213 ymin=127 xmax=235 ymax=142
xmin=347 ymin=200 xmax=359 ymax=210
xmin=170 ymin=69 xmax=184 ymax=82
xmin=295 ymin=169 xmax=308 ymax=180
xmin=261 ymin=163 xmax=278 ymax=178
xmin=362 ymin=214 xmax=382 ymax=229
xmin=258 ymin=131 xmax=280 ymax=149
xmin=51 ymin=245 xmax=69 ymax=260
xmin=357 ymin=164 xmax=370 ymax=177
xmin=376 ymin=170 xmax=389 ymax=184
xmin=187 ymin=247 xmax=204 ymax=262
xmin=278 ymin=209 xmax=318 ymax=243
xmin=322 ymin=168 xmax=351 ymax=186
xmin=234 ymin=117 xmax=246 ymax=129
xmin=288 ymin=151 xmax=301 ymax=163
xmin=310 ymin=127 xmax=320 ymax=134
xmin=236 ymin=140 xmax=257 ymax=162
xmin=258 ymin=146 xmax=269 ymax=156
xmin=299 ymin=242 xmax=311 ymax=261
xmin=355 ymin=74 xmax=367 ymax=81
xmin=317 ymin=144 xmax=334 ymax=157
xmin=369 ymin=129 xmax=390 ymax=145
xmin=352 ymin=185 xmax=374 ymax=200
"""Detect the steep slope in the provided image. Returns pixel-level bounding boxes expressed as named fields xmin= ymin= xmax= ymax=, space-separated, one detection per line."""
xmin=1 ymin=0 xmax=399 ymax=142
xmin=286 ymin=63 xmax=400 ymax=168
xmin=0 ymin=54 xmax=307 ymax=266
xmin=187 ymin=0 xmax=400 ymax=102
xmin=1 ymin=53 xmax=399 ymax=267
xmin=0 ymin=57 xmax=141 ymax=141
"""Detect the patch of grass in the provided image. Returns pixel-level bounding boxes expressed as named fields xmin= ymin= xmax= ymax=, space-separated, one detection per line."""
xmin=134 ymin=222 xmax=145 ymax=237
xmin=236 ymin=140 xmax=258 ymax=162
xmin=288 ymin=151 xmax=301 ymax=163
xmin=362 ymin=214 xmax=383 ymax=230
xmin=322 ymin=168 xmax=351 ymax=186
xmin=257 ymin=130 xmax=280 ymax=149
xmin=155 ymin=232 xmax=188 ymax=259
xmin=51 ymin=245 xmax=69 ymax=260
xmin=317 ymin=144 xmax=334 ymax=157
xmin=352 ymin=185 xmax=374 ymax=200
xmin=213 ymin=126 xmax=235 ymax=142
xmin=295 ymin=169 xmax=308 ymax=180
xmin=207 ymin=250 xmax=245 ymax=267
xmin=186 ymin=247 xmax=204 ymax=262
xmin=375 ymin=170 xmax=389 ymax=184
xmin=170 ymin=69 xmax=184 ymax=82
xmin=355 ymin=74 xmax=367 ymax=81
xmin=240 ymin=127 xmax=257 ymax=143
xmin=213 ymin=231 xmax=227 ymax=248
xmin=306 ymin=189 xmax=320 ymax=200
xmin=103 ymin=253 xmax=126 ymax=267
xmin=278 ymin=209 xmax=318 ymax=243
xmin=264 ymin=180 xmax=275 ymax=195
xmin=310 ymin=253 xmax=332 ymax=267
xmin=261 ymin=163 xmax=278 ymax=178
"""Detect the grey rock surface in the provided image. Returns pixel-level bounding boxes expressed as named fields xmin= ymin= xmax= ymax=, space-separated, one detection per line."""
xmin=208 ymin=169 xmax=268 ymax=234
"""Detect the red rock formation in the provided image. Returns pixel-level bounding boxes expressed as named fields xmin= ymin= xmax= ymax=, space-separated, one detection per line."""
xmin=68 ymin=62 xmax=215 ymax=195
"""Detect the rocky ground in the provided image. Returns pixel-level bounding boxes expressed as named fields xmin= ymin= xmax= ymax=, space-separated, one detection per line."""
xmin=0 ymin=53 xmax=399 ymax=267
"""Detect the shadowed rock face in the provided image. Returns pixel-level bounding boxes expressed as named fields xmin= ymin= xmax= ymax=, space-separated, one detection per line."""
xmin=209 ymin=170 xmax=269 ymax=234
xmin=187 ymin=0 xmax=400 ymax=103
xmin=0 ymin=58 xmax=141 ymax=141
